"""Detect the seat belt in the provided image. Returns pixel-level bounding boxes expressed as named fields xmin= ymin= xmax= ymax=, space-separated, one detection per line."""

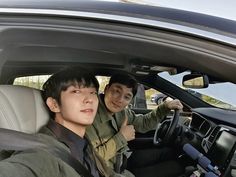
xmin=0 ymin=128 xmax=93 ymax=177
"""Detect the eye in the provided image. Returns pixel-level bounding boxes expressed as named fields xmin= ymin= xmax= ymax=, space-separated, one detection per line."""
xmin=90 ymin=91 xmax=98 ymax=95
xmin=124 ymin=96 xmax=132 ymax=101
xmin=72 ymin=89 xmax=81 ymax=94
xmin=114 ymin=89 xmax=120 ymax=94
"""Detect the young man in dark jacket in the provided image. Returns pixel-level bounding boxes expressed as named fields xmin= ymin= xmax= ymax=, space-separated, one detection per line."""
xmin=0 ymin=67 xmax=118 ymax=177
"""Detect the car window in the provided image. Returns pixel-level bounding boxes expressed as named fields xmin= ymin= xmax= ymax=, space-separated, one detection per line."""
xmin=97 ymin=76 xmax=163 ymax=109
xmin=96 ymin=76 xmax=110 ymax=94
xmin=159 ymin=71 xmax=236 ymax=111
xmin=13 ymin=75 xmax=163 ymax=110
xmin=13 ymin=75 xmax=51 ymax=89
xmin=13 ymin=75 xmax=110 ymax=93
xmin=144 ymin=88 xmax=164 ymax=110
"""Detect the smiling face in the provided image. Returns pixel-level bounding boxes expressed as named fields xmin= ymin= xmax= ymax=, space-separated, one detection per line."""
xmin=104 ymin=83 xmax=133 ymax=114
xmin=60 ymin=85 xmax=98 ymax=125
xmin=47 ymin=85 xmax=98 ymax=136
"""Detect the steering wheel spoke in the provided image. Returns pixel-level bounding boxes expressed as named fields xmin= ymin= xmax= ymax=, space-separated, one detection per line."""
xmin=153 ymin=110 xmax=180 ymax=145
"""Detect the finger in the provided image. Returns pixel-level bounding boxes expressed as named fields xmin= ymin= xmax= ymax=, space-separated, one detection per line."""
xmin=132 ymin=126 xmax=135 ymax=132
xmin=121 ymin=115 xmax=128 ymax=127
xmin=128 ymin=125 xmax=135 ymax=131
xmin=178 ymin=104 xmax=183 ymax=109
xmin=175 ymin=100 xmax=183 ymax=109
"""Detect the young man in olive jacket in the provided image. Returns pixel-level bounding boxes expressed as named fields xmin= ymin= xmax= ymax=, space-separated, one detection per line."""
xmin=0 ymin=67 xmax=119 ymax=177
xmin=86 ymin=73 xmax=183 ymax=177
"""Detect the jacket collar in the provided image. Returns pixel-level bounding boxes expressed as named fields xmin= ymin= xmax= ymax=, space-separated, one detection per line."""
xmin=98 ymin=94 xmax=114 ymax=123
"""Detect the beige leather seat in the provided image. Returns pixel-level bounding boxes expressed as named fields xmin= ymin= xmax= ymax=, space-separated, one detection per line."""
xmin=0 ymin=85 xmax=49 ymax=133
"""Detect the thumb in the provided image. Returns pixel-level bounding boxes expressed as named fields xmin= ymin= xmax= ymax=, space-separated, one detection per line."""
xmin=121 ymin=115 xmax=128 ymax=127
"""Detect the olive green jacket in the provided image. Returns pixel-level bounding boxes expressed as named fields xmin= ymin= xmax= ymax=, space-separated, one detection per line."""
xmin=85 ymin=95 xmax=170 ymax=169
xmin=0 ymin=126 xmax=122 ymax=177
xmin=0 ymin=132 xmax=81 ymax=177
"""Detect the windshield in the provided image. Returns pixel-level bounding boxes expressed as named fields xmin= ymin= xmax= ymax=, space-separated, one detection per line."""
xmin=159 ymin=71 xmax=236 ymax=111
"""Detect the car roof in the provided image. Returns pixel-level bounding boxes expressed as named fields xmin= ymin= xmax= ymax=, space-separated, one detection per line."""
xmin=0 ymin=0 xmax=235 ymax=83
xmin=0 ymin=0 xmax=236 ymax=44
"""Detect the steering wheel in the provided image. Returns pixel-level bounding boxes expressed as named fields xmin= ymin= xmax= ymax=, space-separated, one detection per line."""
xmin=153 ymin=109 xmax=180 ymax=145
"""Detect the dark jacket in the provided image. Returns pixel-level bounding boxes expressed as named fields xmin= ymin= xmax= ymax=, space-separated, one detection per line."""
xmin=0 ymin=120 xmax=118 ymax=177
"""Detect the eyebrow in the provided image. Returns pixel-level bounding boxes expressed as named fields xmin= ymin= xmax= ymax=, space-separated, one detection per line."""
xmin=67 ymin=85 xmax=96 ymax=91
xmin=114 ymin=85 xmax=133 ymax=97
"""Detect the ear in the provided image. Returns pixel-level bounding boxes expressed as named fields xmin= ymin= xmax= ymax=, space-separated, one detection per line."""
xmin=104 ymin=84 xmax=109 ymax=93
xmin=46 ymin=97 xmax=60 ymax=113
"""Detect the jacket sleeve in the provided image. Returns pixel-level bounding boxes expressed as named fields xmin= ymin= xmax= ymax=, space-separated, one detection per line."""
xmin=127 ymin=103 xmax=170 ymax=133
xmin=93 ymin=131 xmax=127 ymax=161
xmin=0 ymin=149 xmax=80 ymax=177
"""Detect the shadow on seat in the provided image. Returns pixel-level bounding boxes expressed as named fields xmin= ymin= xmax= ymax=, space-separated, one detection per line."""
xmin=0 ymin=85 xmax=49 ymax=133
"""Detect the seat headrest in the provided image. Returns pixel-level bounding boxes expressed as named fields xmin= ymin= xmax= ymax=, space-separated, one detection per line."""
xmin=0 ymin=85 xmax=50 ymax=133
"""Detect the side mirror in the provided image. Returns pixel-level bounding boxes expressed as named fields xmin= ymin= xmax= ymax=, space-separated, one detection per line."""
xmin=182 ymin=74 xmax=209 ymax=88
xmin=154 ymin=94 xmax=167 ymax=105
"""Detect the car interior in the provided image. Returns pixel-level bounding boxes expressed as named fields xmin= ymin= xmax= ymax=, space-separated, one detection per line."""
xmin=0 ymin=2 xmax=236 ymax=177
xmin=0 ymin=85 xmax=49 ymax=133
xmin=0 ymin=64 xmax=236 ymax=177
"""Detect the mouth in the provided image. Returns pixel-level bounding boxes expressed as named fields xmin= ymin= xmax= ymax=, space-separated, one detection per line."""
xmin=111 ymin=102 xmax=121 ymax=109
xmin=80 ymin=109 xmax=94 ymax=113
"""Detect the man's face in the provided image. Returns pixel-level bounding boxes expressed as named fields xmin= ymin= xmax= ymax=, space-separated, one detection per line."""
xmin=58 ymin=85 xmax=98 ymax=126
xmin=104 ymin=83 xmax=133 ymax=114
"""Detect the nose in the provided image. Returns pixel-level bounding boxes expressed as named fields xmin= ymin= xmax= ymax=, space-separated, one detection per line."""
xmin=116 ymin=94 xmax=125 ymax=103
xmin=83 ymin=94 xmax=93 ymax=104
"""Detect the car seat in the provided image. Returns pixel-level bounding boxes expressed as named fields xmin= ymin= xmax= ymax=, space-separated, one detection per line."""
xmin=0 ymin=85 xmax=94 ymax=177
xmin=0 ymin=85 xmax=49 ymax=133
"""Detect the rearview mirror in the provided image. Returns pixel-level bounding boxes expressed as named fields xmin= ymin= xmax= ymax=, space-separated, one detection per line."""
xmin=182 ymin=74 xmax=209 ymax=88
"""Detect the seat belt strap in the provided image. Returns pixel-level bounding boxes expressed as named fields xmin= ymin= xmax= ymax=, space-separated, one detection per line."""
xmin=0 ymin=128 xmax=93 ymax=177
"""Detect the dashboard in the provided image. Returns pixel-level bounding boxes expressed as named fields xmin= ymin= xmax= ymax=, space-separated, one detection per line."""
xmin=190 ymin=112 xmax=212 ymax=137
xmin=207 ymin=129 xmax=236 ymax=171
xmin=187 ymin=109 xmax=236 ymax=176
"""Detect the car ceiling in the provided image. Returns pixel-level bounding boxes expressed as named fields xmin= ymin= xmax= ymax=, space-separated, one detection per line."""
xmin=0 ymin=14 xmax=236 ymax=84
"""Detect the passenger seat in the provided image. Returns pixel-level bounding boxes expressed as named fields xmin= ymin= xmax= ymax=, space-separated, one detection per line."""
xmin=0 ymin=85 xmax=49 ymax=133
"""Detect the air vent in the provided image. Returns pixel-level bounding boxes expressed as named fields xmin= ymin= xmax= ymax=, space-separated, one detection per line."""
xmin=208 ymin=126 xmax=221 ymax=144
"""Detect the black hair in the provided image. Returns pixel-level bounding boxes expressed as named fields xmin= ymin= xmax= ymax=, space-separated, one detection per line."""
xmin=42 ymin=66 xmax=99 ymax=105
xmin=108 ymin=73 xmax=138 ymax=96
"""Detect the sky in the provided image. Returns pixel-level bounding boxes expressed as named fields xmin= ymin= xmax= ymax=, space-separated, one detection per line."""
xmin=146 ymin=0 xmax=236 ymax=21
xmin=102 ymin=0 xmax=236 ymax=21
xmin=160 ymin=72 xmax=236 ymax=107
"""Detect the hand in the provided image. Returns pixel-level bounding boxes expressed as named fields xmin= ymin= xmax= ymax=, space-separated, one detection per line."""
xmin=119 ymin=116 xmax=135 ymax=141
xmin=164 ymin=99 xmax=183 ymax=110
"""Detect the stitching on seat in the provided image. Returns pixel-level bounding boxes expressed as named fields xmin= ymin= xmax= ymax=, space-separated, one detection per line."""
xmin=32 ymin=89 xmax=39 ymax=133
xmin=33 ymin=89 xmax=50 ymax=132
xmin=0 ymin=89 xmax=21 ymax=130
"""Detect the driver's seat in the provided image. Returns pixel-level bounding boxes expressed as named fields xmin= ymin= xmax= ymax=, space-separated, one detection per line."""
xmin=0 ymin=85 xmax=49 ymax=133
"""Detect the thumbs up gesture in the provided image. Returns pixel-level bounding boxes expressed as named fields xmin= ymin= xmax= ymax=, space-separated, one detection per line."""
xmin=119 ymin=116 xmax=135 ymax=141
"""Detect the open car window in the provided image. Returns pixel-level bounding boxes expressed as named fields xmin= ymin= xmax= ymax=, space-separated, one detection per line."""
xmin=159 ymin=71 xmax=236 ymax=111
xmin=13 ymin=75 xmax=164 ymax=110
xmin=13 ymin=75 xmax=51 ymax=90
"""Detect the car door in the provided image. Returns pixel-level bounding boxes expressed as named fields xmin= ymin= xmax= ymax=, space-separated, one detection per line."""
xmin=128 ymin=84 xmax=169 ymax=150
xmin=129 ymin=83 xmax=192 ymax=151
